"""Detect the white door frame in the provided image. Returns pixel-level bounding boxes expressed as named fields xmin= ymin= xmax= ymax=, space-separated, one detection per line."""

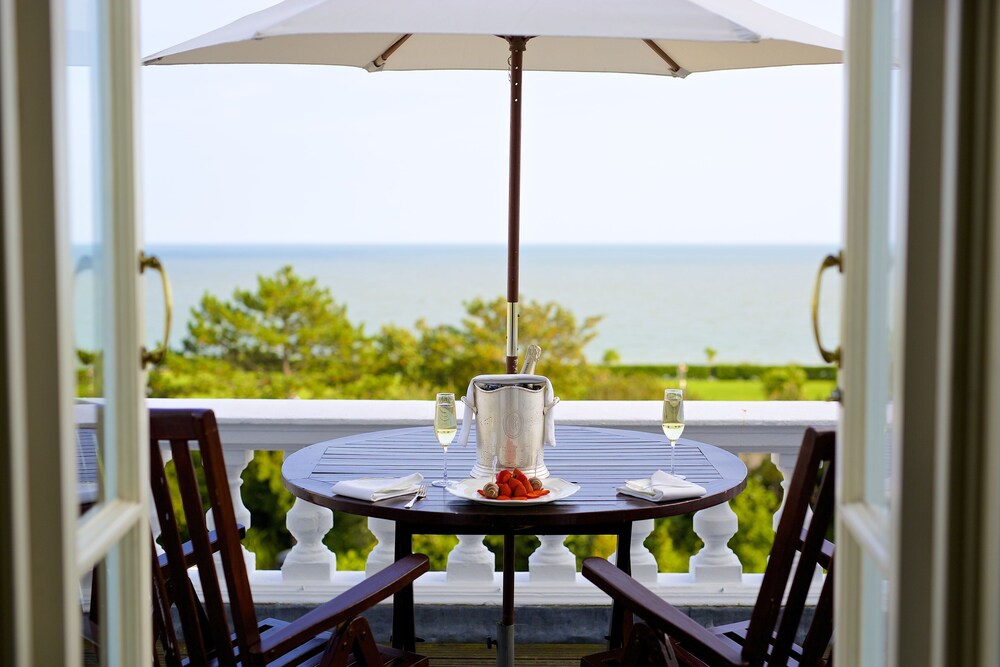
xmin=1 ymin=0 xmax=149 ymax=664
xmin=841 ymin=0 xmax=1000 ymax=665
xmin=927 ymin=2 xmax=1000 ymax=664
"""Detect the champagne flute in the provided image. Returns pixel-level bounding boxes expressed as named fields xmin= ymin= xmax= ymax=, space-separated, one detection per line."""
xmin=661 ymin=389 xmax=685 ymax=474
xmin=432 ymin=393 xmax=457 ymax=487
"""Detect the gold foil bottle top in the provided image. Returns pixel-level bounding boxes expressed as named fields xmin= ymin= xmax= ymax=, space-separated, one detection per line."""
xmin=520 ymin=344 xmax=542 ymax=375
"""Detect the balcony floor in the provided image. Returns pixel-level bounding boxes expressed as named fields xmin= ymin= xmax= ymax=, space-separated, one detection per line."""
xmin=422 ymin=643 xmax=604 ymax=665
xmin=84 ymin=642 xmax=604 ymax=666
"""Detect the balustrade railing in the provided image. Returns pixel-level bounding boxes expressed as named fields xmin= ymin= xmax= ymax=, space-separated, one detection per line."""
xmin=148 ymin=398 xmax=837 ymax=607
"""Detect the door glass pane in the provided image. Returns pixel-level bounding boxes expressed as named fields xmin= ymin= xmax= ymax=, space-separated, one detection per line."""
xmin=79 ymin=553 xmax=105 ymax=665
xmin=864 ymin=0 xmax=908 ymax=516
xmin=66 ymin=0 xmax=112 ymax=506
xmin=861 ymin=550 xmax=889 ymax=664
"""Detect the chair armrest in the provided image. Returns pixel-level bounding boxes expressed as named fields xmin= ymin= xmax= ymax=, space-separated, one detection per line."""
xmin=582 ymin=558 xmax=745 ymax=667
xmin=259 ymin=553 xmax=430 ymax=662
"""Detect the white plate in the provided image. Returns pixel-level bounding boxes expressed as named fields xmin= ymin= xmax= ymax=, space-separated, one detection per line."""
xmin=446 ymin=477 xmax=580 ymax=506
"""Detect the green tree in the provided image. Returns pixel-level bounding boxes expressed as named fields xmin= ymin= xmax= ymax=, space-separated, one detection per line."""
xmin=150 ymin=267 xmax=382 ymax=399
xmin=412 ymin=296 xmax=604 ymax=398
xmin=184 ymin=266 xmax=365 ymax=378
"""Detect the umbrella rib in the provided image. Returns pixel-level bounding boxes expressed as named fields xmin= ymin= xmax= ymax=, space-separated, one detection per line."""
xmin=643 ymin=39 xmax=684 ymax=75
xmin=369 ymin=34 xmax=412 ymax=70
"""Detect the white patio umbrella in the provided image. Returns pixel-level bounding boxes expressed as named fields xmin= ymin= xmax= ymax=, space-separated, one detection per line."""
xmin=145 ymin=0 xmax=842 ymax=374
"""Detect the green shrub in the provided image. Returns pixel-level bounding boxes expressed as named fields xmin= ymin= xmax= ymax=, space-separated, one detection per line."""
xmin=761 ymin=366 xmax=807 ymax=400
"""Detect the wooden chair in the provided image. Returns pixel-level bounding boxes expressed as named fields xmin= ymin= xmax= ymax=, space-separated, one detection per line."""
xmin=149 ymin=407 xmax=430 ymax=667
xmin=581 ymin=428 xmax=836 ymax=667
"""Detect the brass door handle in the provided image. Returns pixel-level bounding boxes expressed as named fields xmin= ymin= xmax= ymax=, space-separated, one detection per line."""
xmin=140 ymin=252 xmax=172 ymax=368
xmin=811 ymin=251 xmax=843 ymax=367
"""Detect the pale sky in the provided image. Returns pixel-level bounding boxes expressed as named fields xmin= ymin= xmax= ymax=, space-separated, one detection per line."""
xmin=138 ymin=1 xmax=846 ymax=246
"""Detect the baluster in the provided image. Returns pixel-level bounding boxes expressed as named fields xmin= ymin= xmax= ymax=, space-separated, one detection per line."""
xmin=447 ymin=535 xmax=495 ymax=584
xmin=771 ymin=452 xmax=820 ymax=585
xmin=529 ymin=535 xmax=576 ymax=583
xmin=772 ymin=452 xmax=811 ymax=532
xmin=689 ymin=502 xmax=742 ymax=583
xmin=609 ymin=520 xmax=658 ymax=584
xmin=366 ymin=518 xmax=396 ymax=576
xmin=206 ymin=448 xmax=255 ymax=573
xmin=282 ymin=499 xmax=336 ymax=581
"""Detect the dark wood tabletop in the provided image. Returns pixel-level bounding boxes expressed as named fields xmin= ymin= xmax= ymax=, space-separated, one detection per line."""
xmin=282 ymin=425 xmax=747 ymax=535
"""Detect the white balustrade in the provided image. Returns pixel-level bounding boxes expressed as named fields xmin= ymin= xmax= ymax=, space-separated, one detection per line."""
xmin=609 ymin=520 xmax=659 ymax=584
xmin=282 ymin=499 xmax=336 ymax=581
xmin=771 ymin=452 xmax=821 ymax=584
xmin=447 ymin=535 xmax=495 ymax=584
xmin=689 ymin=501 xmax=742 ymax=583
xmin=206 ymin=448 xmax=256 ymax=574
xmin=365 ymin=517 xmax=396 ymax=576
xmin=141 ymin=398 xmax=837 ymax=608
xmin=529 ymin=535 xmax=576 ymax=583
xmin=772 ymin=452 xmax=811 ymax=532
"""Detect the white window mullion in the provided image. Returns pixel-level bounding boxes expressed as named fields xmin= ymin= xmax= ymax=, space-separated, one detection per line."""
xmin=838 ymin=0 xmax=880 ymax=658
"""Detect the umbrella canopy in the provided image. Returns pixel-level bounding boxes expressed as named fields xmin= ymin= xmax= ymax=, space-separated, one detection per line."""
xmin=145 ymin=0 xmax=842 ymax=373
xmin=145 ymin=0 xmax=840 ymax=75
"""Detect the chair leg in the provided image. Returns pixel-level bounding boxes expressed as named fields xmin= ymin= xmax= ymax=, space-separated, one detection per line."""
xmin=319 ymin=617 xmax=384 ymax=667
xmin=621 ymin=623 xmax=680 ymax=667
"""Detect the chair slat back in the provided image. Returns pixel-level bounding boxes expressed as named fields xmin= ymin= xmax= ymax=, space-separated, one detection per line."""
xmin=149 ymin=409 xmax=261 ymax=666
xmin=743 ymin=428 xmax=836 ymax=666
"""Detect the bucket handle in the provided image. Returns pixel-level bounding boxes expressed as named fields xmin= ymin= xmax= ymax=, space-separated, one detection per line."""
xmin=543 ymin=397 xmax=560 ymax=414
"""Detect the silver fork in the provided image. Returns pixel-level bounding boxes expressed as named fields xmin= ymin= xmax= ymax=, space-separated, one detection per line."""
xmin=403 ymin=484 xmax=427 ymax=509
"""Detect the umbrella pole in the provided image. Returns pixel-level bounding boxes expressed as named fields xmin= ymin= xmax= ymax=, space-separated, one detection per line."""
xmin=505 ymin=36 xmax=527 ymax=374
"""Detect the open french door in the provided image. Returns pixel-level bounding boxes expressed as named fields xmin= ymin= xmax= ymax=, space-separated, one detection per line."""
xmin=840 ymin=0 xmax=1000 ymax=665
xmin=2 ymin=0 xmax=150 ymax=664
xmin=836 ymin=0 xmax=907 ymax=661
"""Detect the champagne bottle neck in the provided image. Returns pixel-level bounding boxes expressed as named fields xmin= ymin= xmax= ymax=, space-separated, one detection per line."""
xmin=519 ymin=344 xmax=541 ymax=374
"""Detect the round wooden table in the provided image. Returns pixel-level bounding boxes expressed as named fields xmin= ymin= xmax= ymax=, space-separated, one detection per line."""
xmin=282 ymin=426 xmax=747 ymax=667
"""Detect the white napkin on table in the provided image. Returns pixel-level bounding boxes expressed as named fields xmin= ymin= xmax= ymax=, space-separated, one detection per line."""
xmin=332 ymin=473 xmax=424 ymax=502
xmin=617 ymin=470 xmax=707 ymax=502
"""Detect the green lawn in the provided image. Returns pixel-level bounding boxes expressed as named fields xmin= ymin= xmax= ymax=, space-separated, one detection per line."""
xmin=679 ymin=379 xmax=837 ymax=401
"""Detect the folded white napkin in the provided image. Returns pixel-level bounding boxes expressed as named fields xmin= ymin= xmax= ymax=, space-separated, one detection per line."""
xmin=616 ymin=470 xmax=707 ymax=502
xmin=457 ymin=374 xmax=559 ymax=448
xmin=332 ymin=473 xmax=424 ymax=502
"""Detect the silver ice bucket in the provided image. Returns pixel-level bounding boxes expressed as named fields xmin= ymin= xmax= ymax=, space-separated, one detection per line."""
xmin=463 ymin=374 xmax=558 ymax=479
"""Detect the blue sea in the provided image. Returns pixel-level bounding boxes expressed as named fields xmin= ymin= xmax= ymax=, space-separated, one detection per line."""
xmin=77 ymin=244 xmax=842 ymax=366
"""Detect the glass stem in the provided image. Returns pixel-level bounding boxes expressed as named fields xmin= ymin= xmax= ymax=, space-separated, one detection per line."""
xmin=670 ymin=441 xmax=675 ymax=474
xmin=443 ymin=447 xmax=448 ymax=484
